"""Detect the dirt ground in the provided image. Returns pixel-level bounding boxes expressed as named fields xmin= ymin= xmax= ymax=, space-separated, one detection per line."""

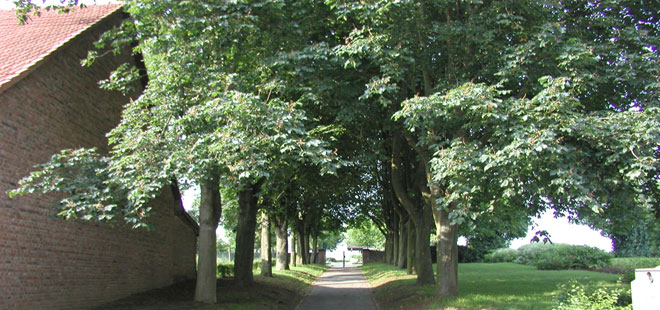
xmin=93 ymin=277 xmax=302 ymax=310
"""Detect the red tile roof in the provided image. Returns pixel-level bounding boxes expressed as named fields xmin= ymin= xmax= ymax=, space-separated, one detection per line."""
xmin=0 ymin=4 xmax=122 ymax=90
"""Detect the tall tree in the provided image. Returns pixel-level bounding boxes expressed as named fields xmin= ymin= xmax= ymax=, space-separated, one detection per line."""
xmin=331 ymin=0 xmax=660 ymax=296
xmin=12 ymin=0 xmax=339 ymax=301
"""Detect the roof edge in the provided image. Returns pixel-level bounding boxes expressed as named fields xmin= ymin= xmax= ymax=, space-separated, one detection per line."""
xmin=170 ymin=181 xmax=201 ymax=236
xmin=0 ymin=4 xmax=124 ymax=94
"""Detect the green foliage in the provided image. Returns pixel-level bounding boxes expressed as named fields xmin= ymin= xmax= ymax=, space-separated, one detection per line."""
xmin=345 ymin=221 xmax=385 ymax=250
xmin=515 ymin=244 xmax=612 ymax=270
xmin=317 ymin=229 xmax=343 ymax=251
xmin=13 ymin=0 xmax=85 ymax=24
xmin=554 ymin=281 xmax=631 ymax=310
xmin=216 ymin=238 xmax=230 ymax=253
xmin=610 ymin=219 xmax=660 ymax=258
xmin=7 ymin=148 xmax=150 ymax=229
xmin=10 ymin=0 xmax=343 ymax=229
xmin=484 ymin=248 xmax=519 ymax=263
xmin=217 ymin=263 xmax=234 ymax=278
xmin=605 ymin=257 xmax=660 ymax=283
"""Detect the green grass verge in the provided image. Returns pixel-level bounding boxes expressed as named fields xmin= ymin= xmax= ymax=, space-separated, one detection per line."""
xmin=260 ymin=264 xmax=328 ymax=294
xmin=361 ymin=262 xmax=626 ymax=310
xmin=216 ymin=264 xmax=328 ymax=310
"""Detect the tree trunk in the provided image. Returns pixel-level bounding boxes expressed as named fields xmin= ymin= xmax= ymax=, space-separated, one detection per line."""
xmin=384 ymin=232 xmax=393 ymax=263
xmin=424 ymin=155 xmax=459 ymax=296
xmin=392 ymin=222 xmax=400 ymax=266
xmin=194 ymin=176 xmax=221 ymax=303
xmin=406 ymin=218 xmax=416 ymax=275
xmin=298 ymin=232 xmax=305 ymax=265
xmin=434 ymin=203 xmax=459 ymax=296
xmin=304 ymin=232 xmax=311 ymax=264
xmin=296 ymin=227 xmax=309 ymax=265
xmin=391 ymin=134 xmax=435 ymax=285
xmin=291 ymin=232 xmax=297 ymax=267
xmin=397 ymin=213 xmax=407 ymax=269
xmin=260 ymin=211 xmax=272 ymax=277
xmin=274 ymin=215 xmax=289 ymax=270
xmin=234 ymin=183 xmax=260 ymax=287
xmin=413 ymin=215 xmax=435 ymax=285
xmin=312 ymin=233 xmax=319 ymax=264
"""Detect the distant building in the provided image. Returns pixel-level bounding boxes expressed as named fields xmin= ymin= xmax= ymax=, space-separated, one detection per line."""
xmin=0 ymin=5 xmax=198 ymax=309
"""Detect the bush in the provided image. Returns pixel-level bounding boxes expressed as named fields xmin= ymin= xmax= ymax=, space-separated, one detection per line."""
xmin=516 ymin=243 xmax=553 ymax=265
xmin=606 ymin=257 xmax=660 ymax=282
xmin=484 ymin=248 xmax=519 ymax=263
xmin=217 ymin=263 xmax=234 ymax=278
xmin=516 ymin=243 xmax=612 ymax=270
xmin=554 ymin=281 xmax=631 ymax=310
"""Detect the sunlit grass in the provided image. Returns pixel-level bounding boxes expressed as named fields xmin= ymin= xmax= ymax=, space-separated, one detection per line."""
xmin=213 ymin=263 xmax=328 ymax=310
xmin=361 ymin=262 xmax=626 ymax=310
xmin=260 ymin=264 xmax=328 ymax=293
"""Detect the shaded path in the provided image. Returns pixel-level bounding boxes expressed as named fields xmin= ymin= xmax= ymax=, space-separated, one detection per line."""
xmin=296 ymin=267 xmax=378 ymax=310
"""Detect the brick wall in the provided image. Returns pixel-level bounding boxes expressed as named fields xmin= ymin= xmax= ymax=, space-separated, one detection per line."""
xmin=362 ymin=250 xmax=385 ymax=264
xmin=0 ymin=11 xmax=197 ymax=310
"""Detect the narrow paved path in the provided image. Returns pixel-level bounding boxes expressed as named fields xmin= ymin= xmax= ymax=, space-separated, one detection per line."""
xmin=296 ymin=267 xmax=378 ymax=310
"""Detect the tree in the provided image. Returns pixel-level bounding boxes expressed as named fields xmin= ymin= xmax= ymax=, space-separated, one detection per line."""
xmin=345 ymin=221 xmax=386 ymax=250
xmin=259 ymin=210 xmax=272 ymax=277
xmin=331 ymin=0 xmax=660 ymax=296
xmin=318 ymin=229 xmax=343 ymax=252
xmin=11 ymin=0 xmax=339 ymax=301
xmin=12 ymin=0 xmax=659 ymax=300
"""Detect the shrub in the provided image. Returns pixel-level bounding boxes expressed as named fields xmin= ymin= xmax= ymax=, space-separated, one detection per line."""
xmin=484 ymin=248 xmax=519 ymax=263
xmin=516 ymin=243 xmax=612 ymax=270
xmin=607 ymin=257 xmax=660 ymax=282
xmin=554 ymin=281 xmax=631 ymax=310
xmin=217 ymin=263 xmax=234 ymax=278
xmin=516 ymin=243 xmax=553 ymax=265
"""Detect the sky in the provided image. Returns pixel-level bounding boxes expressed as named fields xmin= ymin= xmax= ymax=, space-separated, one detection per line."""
xmin=509 ymin=210 xmax=612 ymax=252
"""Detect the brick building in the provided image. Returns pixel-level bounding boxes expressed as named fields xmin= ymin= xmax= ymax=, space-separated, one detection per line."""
xmin=0 ymin=5 xmax=198 ymax=309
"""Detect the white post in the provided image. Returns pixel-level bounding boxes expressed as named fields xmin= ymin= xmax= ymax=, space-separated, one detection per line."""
xmin=631 ymin=266 xmax=660 ymax=310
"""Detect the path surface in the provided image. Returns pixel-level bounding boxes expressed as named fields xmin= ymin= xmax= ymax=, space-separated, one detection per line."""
xmin=296 ymin=267 xmax=378 ymax=310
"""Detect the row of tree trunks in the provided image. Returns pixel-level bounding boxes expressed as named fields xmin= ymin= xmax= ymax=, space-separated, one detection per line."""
xmin=391 ymin=134 xmax=435 ymax=285
xmin=379 ymin=139 xmax=406 ymax=269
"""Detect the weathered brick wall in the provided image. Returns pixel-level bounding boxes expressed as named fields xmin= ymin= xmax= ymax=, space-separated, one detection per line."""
xmin=362 ymin=250 xmax=385 ymax=264
xmin=0 ymin=11 xmax=197 ymax=310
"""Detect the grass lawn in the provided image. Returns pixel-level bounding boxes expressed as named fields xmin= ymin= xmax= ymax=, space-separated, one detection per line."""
xmin=361 ymin=262 xmax=626 ymax=310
